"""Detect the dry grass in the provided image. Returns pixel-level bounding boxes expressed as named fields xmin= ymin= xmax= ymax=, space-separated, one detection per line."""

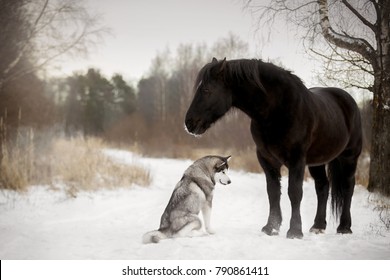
xmin=0 ymin=130 xmax=151 ymax=195
xmin=51 ymin=137 xmax=151 ymax=196
xmin=0 ymin=127 xmax=35 ymax=191
xmin=355 ymin=151 xmax=370 ymax=187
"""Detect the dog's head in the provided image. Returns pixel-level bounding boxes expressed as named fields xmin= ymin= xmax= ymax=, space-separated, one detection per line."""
xmin=213 ymin=156 xmax=231 ymax=185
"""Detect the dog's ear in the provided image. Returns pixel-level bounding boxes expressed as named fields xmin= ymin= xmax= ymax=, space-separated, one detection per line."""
xmin=223 ymin=155 xmax=231 ymax=170
xmin=215 ymin=156 xmax=231 ymax=171
xmin=215 ymin=161 xmax=226 ymax=169
xmin=215 ymin=160 xmax=227 ymax=172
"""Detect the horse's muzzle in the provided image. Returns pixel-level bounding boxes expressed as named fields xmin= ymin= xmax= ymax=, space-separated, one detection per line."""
xmin=184 ymin=118 xmax=206 ymax=136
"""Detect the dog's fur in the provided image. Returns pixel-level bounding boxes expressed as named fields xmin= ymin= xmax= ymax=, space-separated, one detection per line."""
xmin=142 ymin=155 xmax=231 ymax=244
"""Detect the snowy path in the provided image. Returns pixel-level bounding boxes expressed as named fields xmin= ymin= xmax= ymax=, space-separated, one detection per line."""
xmin=0 ymin=150 xmax=389 ymax=259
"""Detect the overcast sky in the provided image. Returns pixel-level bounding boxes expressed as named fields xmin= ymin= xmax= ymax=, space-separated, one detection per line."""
xmin=57 ymin=0 xmax=317 ymax=85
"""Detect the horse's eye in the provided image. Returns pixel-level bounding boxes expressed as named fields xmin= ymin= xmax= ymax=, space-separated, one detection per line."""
xmin=203 ymin=88 xmax=211 ymax=94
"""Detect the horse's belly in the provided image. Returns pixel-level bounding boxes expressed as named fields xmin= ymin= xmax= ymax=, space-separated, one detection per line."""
xmin=306 ymin=133 xmax=349 ymax=166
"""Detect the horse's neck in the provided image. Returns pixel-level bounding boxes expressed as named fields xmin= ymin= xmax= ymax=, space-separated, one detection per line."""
xmin=231 ymin=86 xmax=271 ymax=120
xmin=228 ymin=60 xmax=310 ymax=120
xmin=232 ymin=84 xmax=309 ymax=122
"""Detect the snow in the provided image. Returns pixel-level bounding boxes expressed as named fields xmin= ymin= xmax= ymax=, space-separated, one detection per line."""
xmin=0 ymin=149 xmax=389 ymax=260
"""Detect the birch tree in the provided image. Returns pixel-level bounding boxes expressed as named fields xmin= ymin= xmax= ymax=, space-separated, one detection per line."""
xmin=246 ymin=0 xmax=390 ymax=196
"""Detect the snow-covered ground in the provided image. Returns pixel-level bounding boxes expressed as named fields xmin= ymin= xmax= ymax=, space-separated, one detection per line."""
xmin=0 ymin=149 xmax=389 ymax=260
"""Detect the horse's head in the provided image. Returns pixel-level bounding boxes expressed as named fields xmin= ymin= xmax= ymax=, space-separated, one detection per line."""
xmin=185 ymin=57 xmax=232 ymax=136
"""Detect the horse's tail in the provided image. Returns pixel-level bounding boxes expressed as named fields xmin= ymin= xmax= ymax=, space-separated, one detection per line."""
xmin=142 ymin=230 xmax=167 ymax=244
xmin=328 ymin=158 xmax=346 ymax=219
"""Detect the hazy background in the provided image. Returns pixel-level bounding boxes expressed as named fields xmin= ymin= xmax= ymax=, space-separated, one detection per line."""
xmin=56 ymin=0 xmax=317 ymax=84
xmin=0 ymin=0 xmax=371 ymax=191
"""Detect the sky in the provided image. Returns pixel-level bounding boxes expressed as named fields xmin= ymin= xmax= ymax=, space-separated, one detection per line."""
xmin=57 ymin=0 xmax=317 ymax=85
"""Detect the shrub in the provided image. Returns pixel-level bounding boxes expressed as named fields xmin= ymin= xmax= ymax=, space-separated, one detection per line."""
xmin=0 ymin=128 xmax=151 ymax=195
xmin=51 ymin=137 xmax=151 ymax=196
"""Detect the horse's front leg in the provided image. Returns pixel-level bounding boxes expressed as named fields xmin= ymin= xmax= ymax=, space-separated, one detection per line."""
xmin=257 ymin=153 xmax=282 ymax=236
xmin=287 ymin=159 xmax=305 ymax=239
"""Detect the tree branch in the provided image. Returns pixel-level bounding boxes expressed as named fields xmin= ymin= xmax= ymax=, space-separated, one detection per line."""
xmin=3 ymin=24 xmax=96 ymax=85
xmin=0 ymin=0 xmax=108 ymax=89
xmin=310 ymin=46 xmax=373 ymax=75
xmin=341 ymin=0 xmax=376 ymax=31
xmin=1 ymin=0 xmax=50 ymax=79
xmin=318 ymin=0 xmax=377 ymax=68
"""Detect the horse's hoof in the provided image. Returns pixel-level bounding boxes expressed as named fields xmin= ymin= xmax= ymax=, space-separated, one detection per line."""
xmin=337 ymin=228 xmax=352 ymax=234
xmin=287 ymin=229 xmax=303 ymax=239
xmin=262 ymin=226 xmax=279 ymax=236
xmin=309 ymin=227 xmax=325 ymax=234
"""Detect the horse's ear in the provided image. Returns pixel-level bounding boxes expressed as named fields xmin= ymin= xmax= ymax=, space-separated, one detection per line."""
xmin=210 ymin=57 xmax=226 ymax=76
xmin=219 ymin=58 xmax=227 ymax=72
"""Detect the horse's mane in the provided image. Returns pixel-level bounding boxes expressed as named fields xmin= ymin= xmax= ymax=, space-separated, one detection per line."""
xmin=225 ymin=59 xmax=266 ymax=91
xmin=227 ymin=59 xmax=306 ymax=90
xmin=194 ymin=59 xmax=305 ymax=93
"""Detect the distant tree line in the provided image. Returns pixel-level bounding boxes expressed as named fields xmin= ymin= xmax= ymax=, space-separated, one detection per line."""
xmin=36 ymin=34 xmax=255 ymax=158
xmin=41 ymin=32 xmax=373 ymax=158
xmin=51 ymin=69 xmax=136 ymax=137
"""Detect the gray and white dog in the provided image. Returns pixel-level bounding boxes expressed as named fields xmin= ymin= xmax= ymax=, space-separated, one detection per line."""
xmin=142 ymin=155 xmax=231 ymax=244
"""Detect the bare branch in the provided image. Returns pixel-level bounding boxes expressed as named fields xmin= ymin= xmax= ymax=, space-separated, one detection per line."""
xmin=245 ymin=0 xmax=317 ymax=31
xmin=310 ymin=46 xmax=373 ymax=75
xmin=246 ymin=0 xmax=378 ymax=92
xmin=1 ymin=0 xmax=53 ymax=79
xmin=33 ymin=0 xmax=49 ymax=28
xmin=318 ymin=0 xmax=377 ymax=67
xmin=341 ymin=0 xmax=376 ymax=31
xmin=4 ymin=22 xmax=105 ymax=85
xmin=0 ymin=0 xmax=108 ymax=88
xmin=5 ymin=35 xmax=86 ymax=84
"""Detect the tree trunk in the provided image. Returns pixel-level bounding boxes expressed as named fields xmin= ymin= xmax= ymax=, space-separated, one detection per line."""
xmin=368 ymin=74 xmax=390 ymax=196
xmin=368 ymin=0 xmax=390 ymax=196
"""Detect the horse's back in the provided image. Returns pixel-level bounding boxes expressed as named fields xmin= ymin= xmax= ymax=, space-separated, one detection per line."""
xmin=310 ymin=87 xmax=358 ymax=111
xmin=307 ymin=87 xmax=362 ymax=164
xmin=309 ymin=87 xmax=361 ymax=131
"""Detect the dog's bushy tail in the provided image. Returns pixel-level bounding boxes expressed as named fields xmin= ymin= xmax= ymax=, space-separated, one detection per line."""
xmin=142 ymin=230 xmax=167 ymax=244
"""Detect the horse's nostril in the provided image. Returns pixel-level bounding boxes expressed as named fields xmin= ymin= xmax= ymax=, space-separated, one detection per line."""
xmin=185 ymin=118 xmax=198 ymax=129
xmin=185 ymin=119 xmax=193 ymax=129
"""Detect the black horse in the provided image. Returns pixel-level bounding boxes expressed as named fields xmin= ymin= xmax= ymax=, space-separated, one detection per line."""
xmin=185 ymin=58 xmax=362 ymax=239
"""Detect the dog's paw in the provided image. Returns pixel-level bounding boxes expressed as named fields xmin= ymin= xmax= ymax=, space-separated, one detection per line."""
xmin=206 ymin=228 xmax=216 ymax=235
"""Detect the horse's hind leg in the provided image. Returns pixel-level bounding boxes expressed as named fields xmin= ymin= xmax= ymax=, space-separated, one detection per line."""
xmin=309 ymin=165 xmax=329 ymax=233
xmin=337 ymin=157 xmax=358 ymax=234
xmin=329 ymin=153 xmax=359 ymax=234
